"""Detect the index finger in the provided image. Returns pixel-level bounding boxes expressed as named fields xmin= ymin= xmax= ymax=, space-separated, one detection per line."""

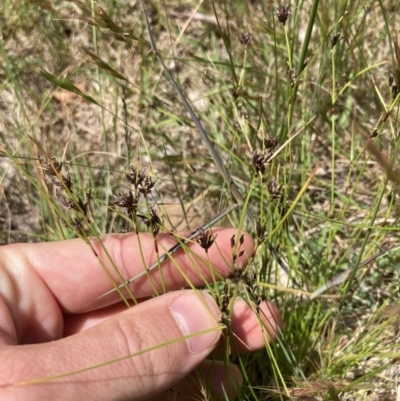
xmin=21 ymin=228 xmax=254 ymax=312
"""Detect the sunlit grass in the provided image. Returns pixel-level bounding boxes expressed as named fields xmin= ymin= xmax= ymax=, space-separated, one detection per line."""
xmin=1 ymin=0 xmax=400 ymax=399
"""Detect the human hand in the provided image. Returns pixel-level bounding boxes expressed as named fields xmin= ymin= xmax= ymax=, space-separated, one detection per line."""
xmin=0 ymin=228 xmax=282 ymax=400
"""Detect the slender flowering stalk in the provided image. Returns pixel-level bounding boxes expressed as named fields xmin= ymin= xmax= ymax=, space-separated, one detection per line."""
xmin=139 ymin=0 xmax=255 ymax=226
xmin=98 ymin=203 xmax=240 ymax=298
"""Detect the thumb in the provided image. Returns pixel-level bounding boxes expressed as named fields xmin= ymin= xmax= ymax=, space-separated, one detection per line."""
xmin=2 ymin=291 xmax=222 ymax=401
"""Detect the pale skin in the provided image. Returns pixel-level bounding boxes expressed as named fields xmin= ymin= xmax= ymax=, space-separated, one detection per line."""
xmin=0 ymin=228 xmax=282 ymax=400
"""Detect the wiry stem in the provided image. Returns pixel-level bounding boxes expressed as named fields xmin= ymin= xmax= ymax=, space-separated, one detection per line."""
xmin=139 ymin=0 xmax=255 ymax=226
xmin=98 ymin=203 xmax=240 ymax=298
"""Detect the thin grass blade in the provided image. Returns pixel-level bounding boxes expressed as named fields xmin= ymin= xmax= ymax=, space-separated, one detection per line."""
xmin=139 ymin=0 xmax=254 ymax=225
xmin=98 ymin=203 xmax=240 ymax=298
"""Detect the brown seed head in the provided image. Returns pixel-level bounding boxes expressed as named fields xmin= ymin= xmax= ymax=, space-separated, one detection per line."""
xmin=137 ymin=207 xmax=161 ymax=236
xmin=196 ymin=229 xmax=217 ymax=253
xmin=276 ymin=5 xmax=289 ymax=26
xmin=112 ymin=191 xmax=139 ymax=214
xmin=389 ymin=73 xmax=394 ymax=87
xmin=138 ymin=175 xmax=156 ymax=196
xmin=41 ymin=156 xmax=62 ymax=176
xmin=125 ymin=166 xmax=146 ymax=188
xmin=331 ymin=31 xmax=342 ymax=48
xmin=238 ymin=32 xmax=253 ymax=47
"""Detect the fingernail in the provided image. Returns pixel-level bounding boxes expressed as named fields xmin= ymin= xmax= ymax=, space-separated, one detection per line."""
xmin=170 ymin=291 xmax=221 ymax=354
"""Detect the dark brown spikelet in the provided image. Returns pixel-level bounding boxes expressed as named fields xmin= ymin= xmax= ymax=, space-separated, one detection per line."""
xmin=249 ymin=136 xmax=278 ymax=178
xmin=138 ymin=175 xmax=156 ymax=196
xmin=276 ymin=5 xmax=289 ymax=26
xmin=50 ymin=173 xmax=73 ymax=191
xmin=228 ymin=266 xmax=244 ymax=283
xmin=112 ymin=191 xmax=138 ymax=214
xmin=389 ymin=73 xmax=394 ymax=87
xmin=40 ymin=156 xmax=62 ymax=176
xmin=267 ymin=180 xmax=283 ymax=200
xmin=137 ymin=207 xmax=161 ymax=236
xmin=41 ymin=157 xmax=73 ymax=190
xmin=392 ymin=84 xmax=399 ymax=100
xmin=196 ymin=229 xmax=217 ymax=253
xmin=149 ymin=208 xmax=162 ymax=236
xmin=58 ymin=196 xmax=79 ymax=211
xmin=71 ymin=217 xmax=84 ymax=236
xmin=62 ymin=172 xmax=73 ymax=191
xmin=58 ymin=191 xmax=90 ymax=219
xmin=231 ymin=233 xmax=245 ymax=261
xmin=219 ymin=292 xmax=231 ymax=325
xmin=125 ymin=166 xmax=147 ymax=189
xmin=113 ymin=191 xmax=133 ymax=208
xmin=60 ymin=217 xmax=68 ymax=228
xmin=125 ymin=166 xmax=156 ymax=196
xmin=256 ymin=293 xmax=266 ymax=313
xmin=230 ymin=234 xmax=236 ymax=248
xmin=331 ymin=31 xmax=341 ymax=48
xmin=41 ymin=156 xmax=73 ymax=191
xmin=251 ymin=151 xmax=270 ymax=175
xmin=85 ymin=189 xmax=92 ymax=207
xmin=238 ymin=32 xmax=253 ymax=47
xmin=263 ymin=138 xmax=279 ymax=151
xmin=232 ymin=250 xmax=245 ymax=262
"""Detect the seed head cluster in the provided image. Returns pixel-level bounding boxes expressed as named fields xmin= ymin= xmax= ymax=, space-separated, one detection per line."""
xmin=249 ymin=137 xmax=278 ymax=178
xmin=196 ymin=228 xmax=217 ymax=253
xmin=112 ymin=164 xmax=161 ymax=239
xmin=276 ymin=5 xmax=289 ymax=26
xmin=40 ymin=156 xmax=91 ymax=232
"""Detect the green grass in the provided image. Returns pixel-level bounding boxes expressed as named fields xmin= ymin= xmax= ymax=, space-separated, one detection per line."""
xmin=2 ymin=0 xmax=400 ymax=399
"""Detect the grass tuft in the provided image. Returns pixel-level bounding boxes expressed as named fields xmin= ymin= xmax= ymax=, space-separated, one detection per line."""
xmin=2 ymin=0 xmax=400 ymax=398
